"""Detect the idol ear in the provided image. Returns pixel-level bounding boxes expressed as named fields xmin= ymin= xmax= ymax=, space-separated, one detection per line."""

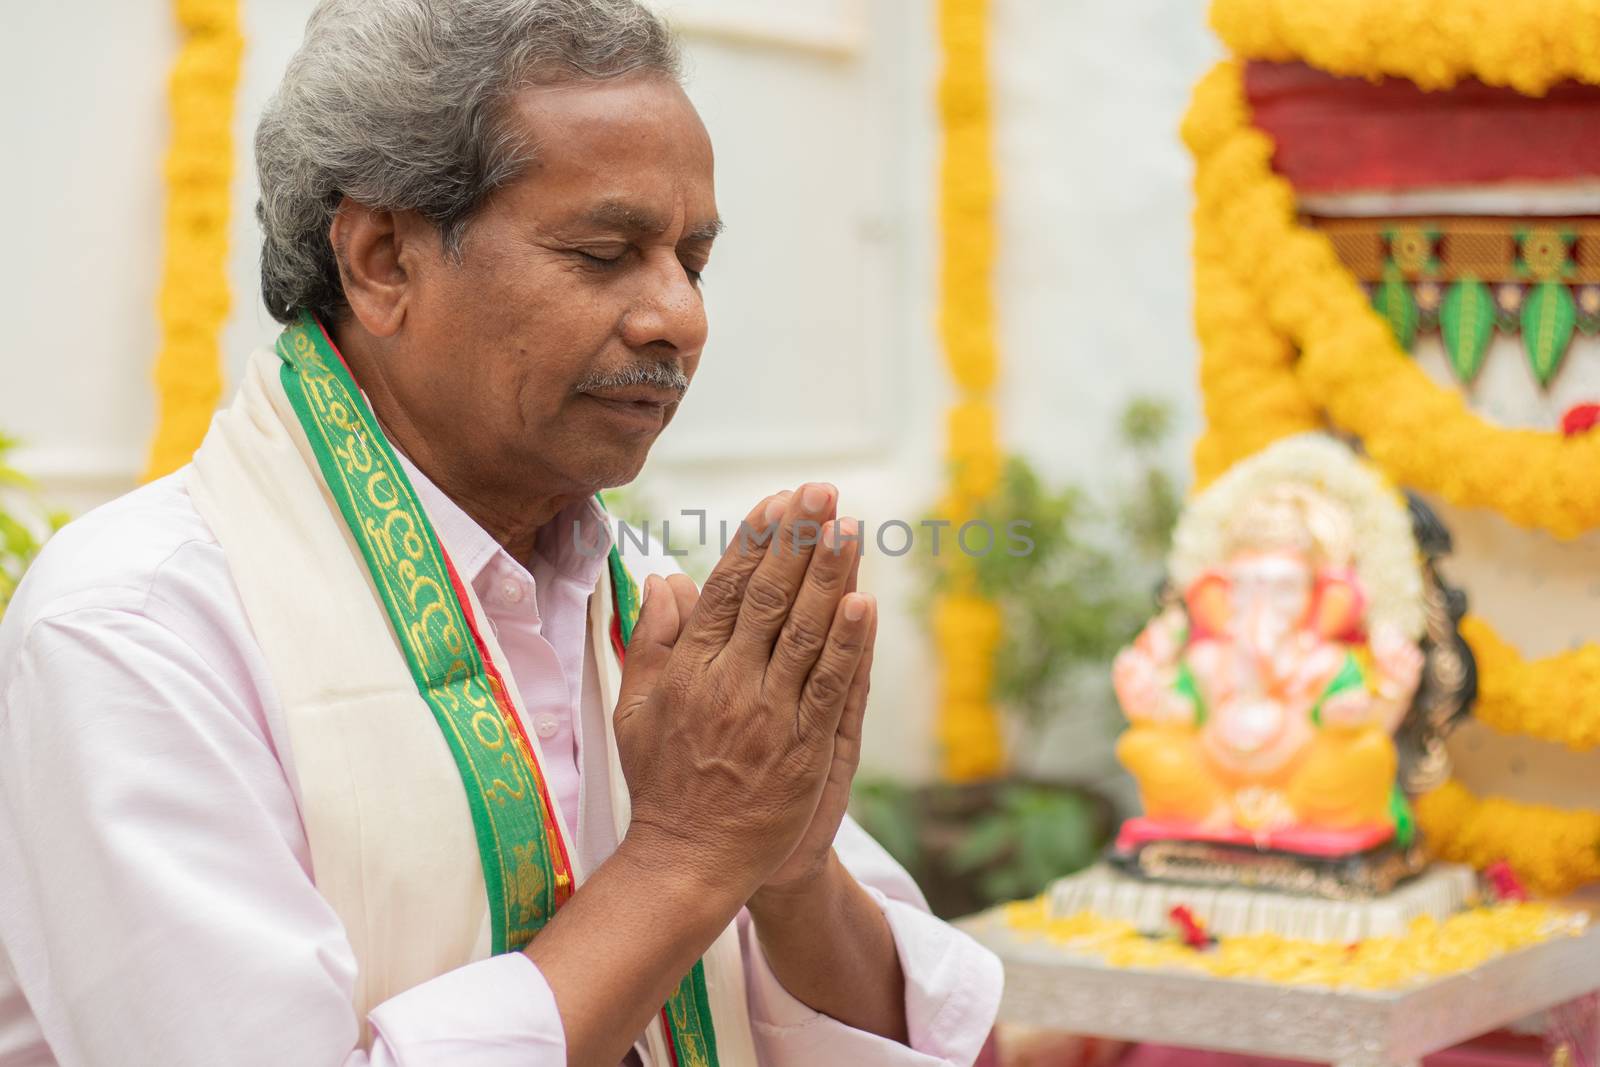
xmin=1310 ymin=569 xmax=1367 ymax=641
xmin=1183 ymin=569 xmax=1232 ymax=639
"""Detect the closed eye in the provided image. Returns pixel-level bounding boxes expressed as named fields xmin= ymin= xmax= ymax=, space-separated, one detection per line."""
xmin=573 ymin=247 xmax=627 ymax=268
xmin=681 ymin=255 xmax=710 ymax=287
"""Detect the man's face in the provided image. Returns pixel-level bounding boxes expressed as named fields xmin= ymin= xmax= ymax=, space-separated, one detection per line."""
xmin=393 ymin=73 xmax=718 ymax=494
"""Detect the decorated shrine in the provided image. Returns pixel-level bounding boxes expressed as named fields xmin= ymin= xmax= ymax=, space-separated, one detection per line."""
xmin=962 ymin=1 xmax=1600 ymax=1063
xmin=7 ymin=0 xmax=1600 ymax=1063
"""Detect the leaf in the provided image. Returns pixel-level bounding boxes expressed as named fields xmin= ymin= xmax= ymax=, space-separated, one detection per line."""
xmin=0 ymin=465 xmax=35 ymax=489
xmin=0 ymin=434 xmax=70 ymax=621
xmin=1372 ymin=266 xmax=1418 ymax=351
xmin=1522 ymin=280 xmax=1577 ymax=386
xmin=0 ymin=514 xmax=38 ymax=559
xmin=849 ymin=780 xmax=923 ymax=872
xmin=949 ymin=815 xmax=1016 ymax=873
xmin=1118 ymin=397 xmax=1173 ymax=450
xmin=1439 ymin=277 xmax=1496 ymax=384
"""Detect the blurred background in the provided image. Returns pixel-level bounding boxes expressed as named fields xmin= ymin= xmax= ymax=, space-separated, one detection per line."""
xmin=6 ymin=0 xmax=1597 ymax=932
xmin=1 ymin=4 xmax=1212 ymax=795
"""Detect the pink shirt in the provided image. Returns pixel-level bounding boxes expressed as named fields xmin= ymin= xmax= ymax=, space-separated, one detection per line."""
xmin=0 ymin=462 xmax=1002 ymax=1066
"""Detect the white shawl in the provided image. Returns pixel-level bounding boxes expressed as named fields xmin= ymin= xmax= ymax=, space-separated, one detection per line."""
xmin=188 ymin=347 xmax=757 ymax=1065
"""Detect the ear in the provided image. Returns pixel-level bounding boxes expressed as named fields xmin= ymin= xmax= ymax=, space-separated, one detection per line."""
xmin=327 ymin=198 xmax=422 ymax=338
xmin=1310 ymin=569 xmax=1367 ymax=641
xmin=1183 ymin=569 xmax=1232 ymax=639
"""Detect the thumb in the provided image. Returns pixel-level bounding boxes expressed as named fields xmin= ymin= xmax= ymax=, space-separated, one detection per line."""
xmin=616 ymin=575 xmax=681 ymax=716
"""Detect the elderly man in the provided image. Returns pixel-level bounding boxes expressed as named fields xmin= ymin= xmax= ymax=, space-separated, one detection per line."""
xmin=0 ymin=1 xmax=1001 ymax=1064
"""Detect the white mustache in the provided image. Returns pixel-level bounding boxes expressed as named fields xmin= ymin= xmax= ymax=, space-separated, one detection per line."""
xmin=574 ymin=362 xmax=689 ymax=396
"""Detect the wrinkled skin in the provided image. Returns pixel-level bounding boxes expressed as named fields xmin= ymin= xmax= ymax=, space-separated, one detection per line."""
xmin=330 ymin=74 xmax=720 ymax=557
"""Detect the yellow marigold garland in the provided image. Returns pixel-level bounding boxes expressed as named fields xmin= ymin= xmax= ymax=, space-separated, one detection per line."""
xmin=144 ymin=0 xmax=244 ymax=481
xmin=1190 ymin=204 xmax=1321 ymax=483
xmin=1464 ymin=616 xmax=1600 ymax=751
xmin=1185 ymin=46 xmax=1600 ymax=892
xmin=1417 ymin=780 xmax=1600 ymax=897
xmin=1210 ymin=0 xmax=1600 ymax=95
xmin=1003 ymin=895 xmax=1582 ymax=990
xmin=934 ymin=0 xmax=1005 ymax=781
xmin=1188 ymin=61 xmax=1600 ymax=540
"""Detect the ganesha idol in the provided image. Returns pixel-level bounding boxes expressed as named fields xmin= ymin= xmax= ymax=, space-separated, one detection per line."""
xmin=1109 ymin=435 xmax=1473 ymax=891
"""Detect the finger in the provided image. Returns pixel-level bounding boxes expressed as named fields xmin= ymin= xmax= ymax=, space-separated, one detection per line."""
xmin=725 ymin=482 xmax=837 ymax=662
xmin=766 ymin=517 xmax=862 ymax=697
xmin=675 ymin=492 xmax=789 ymax=661
xmin=795 ymin=592 xmax=874 ymax=744
xmin=844 ymin=535 xmax=862 ymax=596
xmin=664 ymin=572 xmax=700 ymax=624
xmin=819 ymin=620 xmax=876 ymax=803
xmin=837 ymin=607 xmax=877 ymax=752
xmin=615 ymin=575 xmax=683 ymax=721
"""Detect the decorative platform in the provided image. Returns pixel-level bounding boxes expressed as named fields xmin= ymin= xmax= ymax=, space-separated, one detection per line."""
xmin=1108 ymin=835 xmax=1432 ymax=902
xmin=959 ymin=902 xmax=1600 ymax=1067
xmin=1052 ymin=862 xmax=1478 ymax=941
xmin=1115 ymin=816 xmax=1397 ymax=858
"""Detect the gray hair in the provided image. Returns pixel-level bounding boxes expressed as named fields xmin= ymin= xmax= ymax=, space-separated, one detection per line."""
xmin=255 ymin=0 xmax=682 ymax=323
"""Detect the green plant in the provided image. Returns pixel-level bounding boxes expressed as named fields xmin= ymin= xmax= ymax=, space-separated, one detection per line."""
xmin=1118 ymin=398 xmax=1183 ymax=562
xmin=850 ymin=398 xmax=1182 ymax=915
xmin=850 ymin=778 xmax=923 ymax=873
xmin=947 ymin=783 xmax=1101 ymax=904
xmin=850 ymin=776 xmax=1111 ymax=917
xmin=916 ymin=395 xmax=1180 ymax=751
xmin=0 ymin=434 xmax=66 ymax=618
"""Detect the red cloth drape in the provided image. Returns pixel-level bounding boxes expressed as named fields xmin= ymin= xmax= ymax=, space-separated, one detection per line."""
xmin=1244 ymin=61 xmax=1600 ymax=193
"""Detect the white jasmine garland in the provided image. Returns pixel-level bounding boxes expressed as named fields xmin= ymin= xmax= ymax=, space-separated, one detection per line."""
xmin=1170 ymin=434 xmax=1426 ymax=638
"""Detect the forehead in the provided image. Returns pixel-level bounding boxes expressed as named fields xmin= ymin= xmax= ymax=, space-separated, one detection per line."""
xmin=1230 ymin=550 xmax=1312 ymax=578
xmin=498 ymin=74 xmax=716 ymax=220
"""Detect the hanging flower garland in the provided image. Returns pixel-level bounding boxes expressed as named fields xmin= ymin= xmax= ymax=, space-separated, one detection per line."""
xmin=1187 ymin=61 xmax=1600 ymax=541
xmin=144 ymin=0 xmax=244 ymax=481
xmin=1209 ymin=0 xmax=1600 ymax=96
xmin=1464 ymin=616 xmax=1600 ymax=752
xmin=1185 ymin=57 xmax=1600 ymax=894
xmin=933 ymin=0 xmax=1005 ymax=782
xmin=1417 ymin=780 xmax=1600 ymax=897
xmin=1190 ymin=217 xmax=1321 ymax=485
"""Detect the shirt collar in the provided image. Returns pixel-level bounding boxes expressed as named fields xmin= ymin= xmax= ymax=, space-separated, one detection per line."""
xmin=393 ymin=450 xmax=614 ymax=592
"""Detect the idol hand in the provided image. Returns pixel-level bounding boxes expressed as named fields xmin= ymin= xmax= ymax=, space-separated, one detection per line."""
xmin=613 ymin=484 xmax=874 ymax=898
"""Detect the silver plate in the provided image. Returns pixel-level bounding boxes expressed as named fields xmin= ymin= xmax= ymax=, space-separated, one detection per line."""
xmin=959 ymin=903 xmax=1600 ymax=1067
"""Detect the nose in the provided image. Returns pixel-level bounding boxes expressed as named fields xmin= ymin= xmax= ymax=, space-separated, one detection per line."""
xmin=618 ymin=249 xmax=708 ymax=357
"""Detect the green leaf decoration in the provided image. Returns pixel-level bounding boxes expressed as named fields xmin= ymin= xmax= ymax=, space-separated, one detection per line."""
xmin=1521 ymin=280 xmax=1577 ymax=386
xmin=1372 ymin=265 xmax=1418 ymax=351
xmin=1439 ymin=277 xmax=1496 ymax=384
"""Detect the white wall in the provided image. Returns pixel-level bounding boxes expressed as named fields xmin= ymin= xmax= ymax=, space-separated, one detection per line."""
xmin=2 ymin=2 xmax=170 ymax=509
xmin=1 ymin=1 xmax=1219 ymax=782
xmin=995 ymin=1 xmax=1216 ymax=488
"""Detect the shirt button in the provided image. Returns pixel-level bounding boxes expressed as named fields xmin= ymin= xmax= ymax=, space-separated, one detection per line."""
xmin=534 ymin=716 xmax=559 ymax=740
xmin=499 ymin=578 xmax=525 ymax=604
